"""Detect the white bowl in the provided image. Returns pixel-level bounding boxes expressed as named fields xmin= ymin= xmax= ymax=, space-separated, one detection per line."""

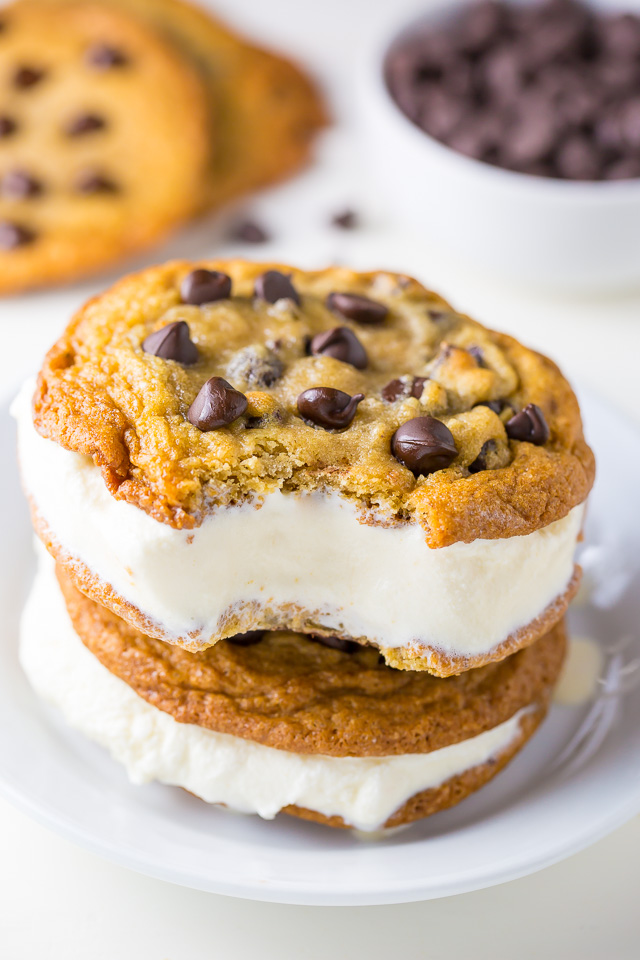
xmin=358 ymin=2 xmax=640 ymax=292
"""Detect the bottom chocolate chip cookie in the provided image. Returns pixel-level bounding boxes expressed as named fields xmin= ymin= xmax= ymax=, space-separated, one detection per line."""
xmin=20 ymin=553 xmax=566 ymax=831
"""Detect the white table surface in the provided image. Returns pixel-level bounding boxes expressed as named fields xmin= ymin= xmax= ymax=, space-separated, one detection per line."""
xmin=2 ymin=0 xmax=640 ymax=955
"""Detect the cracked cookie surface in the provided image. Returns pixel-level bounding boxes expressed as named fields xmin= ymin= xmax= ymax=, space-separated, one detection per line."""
xmin=34 ymin=259 xmax=594 ymax=547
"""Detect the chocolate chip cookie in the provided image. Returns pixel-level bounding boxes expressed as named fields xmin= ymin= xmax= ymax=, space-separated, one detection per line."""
xmin=33 ymin=260 xmax=594 ymax=540
xmin=74 ymin=0 xmax=328 ymax=209
xmin=53 ymin=561 xmax=565 ymax=828
xmin=21 ymin=260 xmax=593 ymax=675
xmin=0 ymin=0 xmax=209 ymax=293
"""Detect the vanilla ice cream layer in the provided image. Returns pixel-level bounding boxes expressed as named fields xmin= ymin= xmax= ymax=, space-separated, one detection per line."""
xmin=20 ymin=555 xmax=532 ymax=832
xmin=14 ymin=380 xmax=584 ymax=656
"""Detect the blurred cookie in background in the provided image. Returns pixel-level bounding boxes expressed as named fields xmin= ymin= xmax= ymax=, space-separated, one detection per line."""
xmin=0 ymin=0 xmax=210 ymax=293
xmin=0 ymin=0 xmax=327 ymax=294
xmin=94 ymin=0 xmax=328 ymax=210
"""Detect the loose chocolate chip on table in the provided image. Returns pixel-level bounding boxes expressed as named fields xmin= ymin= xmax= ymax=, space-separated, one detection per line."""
xmin=230 ymin=220 xmax=270 ymax=243
xmin=326 ymin=291 xmax=388 ymax=324
xmin=188 ymin=377 xmax=248 ymax=431
xmin=254 ymin=269 xmax=300 ymax=305
xmin=227 ymin=631 xmax=264 ymax=647
xmin=309 ymin=634 xmax=361 ymax=654
xmin=0 ymin=116 xmax=17 ymax=138
xmin=1 ymin=169 xmax=43 ymax=199
xmin=331 ymin=209 xmax=357 ymax=229
xmin=297 ymin=387 xmax=364 ymax=429
xmin=65 ymin=113 xmax=107 ymax=136
xmin=13 ymin=66 xmax=45 ymax=89
xmin=381 ymin=376 xmax=427 ymax=402
xmin=468 ymin=438 xmax=497 ymax=474
xmin=85 ymin=44 xmax=129 ymax=69
xmin=181 ymin=268 xmax=231 ymax=305
xmin=0 ymin=220 xmax=36 ymax=249
xmin=309 ymin=326 xmax=367 ymax=369
xmin=74 ymin=171 xmax=118 ymax=194
xmin=142 ymin=321 xmax=198 ymax=365
xmin=505 ymin=403 xmax=549 ymax=444
xmin=391 ymin=416 xmax=458 ymax=475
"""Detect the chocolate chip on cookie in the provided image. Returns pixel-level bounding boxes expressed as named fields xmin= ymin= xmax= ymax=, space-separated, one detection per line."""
xmin=65 ymin=113 xmax=107 ymax=137
xmin=468 ymin=439 xmax=497 ymax=474
xmin=74 ymin=171 xmax=119 ymax=195
xmin=309 ymin=634 xmax=361 ymax=653
xmin=142 ymin=321 xmax=198 ymax=365
xmin=85 ymin=44 xmax=129 ymax=69
xmin=227 ymin=630 xmax=265 ymax=646
xmin=326 ymin=291 xmax=388 ymax=324
xmin=0 ymin=116 xmax=18 ymax=138
xmin=181 ymin=269 xmax=232 ymax=305
xmin=188 ymin=377 xmax=248 ymax=431
xmin=392 ymin=416 xmax=458 ymax=474
xmin=506 ymin=403 xmax=549 ymax=445
xmin=0 ymin=220 xmax=35 ymax=249
xmin=226 ymin=345 xmax=283 ymax=388
xmin=382 ymin=376 xmax=427 ymax=402
xmin=254 ymin=269 xmax=300 ymax=305
xmin=1 ymin=169 xmax=43 ymax=199
xmin=297 ymin=387 xmax=364 ymax=429
xmin=13 ymin=65 xmax=45 ymax=88
xmin=309 ymin=326 xmax=367 ymax=369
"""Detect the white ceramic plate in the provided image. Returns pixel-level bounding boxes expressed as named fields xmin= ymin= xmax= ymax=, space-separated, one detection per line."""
xmin=1 ymin=389 xmax=640 ymax=906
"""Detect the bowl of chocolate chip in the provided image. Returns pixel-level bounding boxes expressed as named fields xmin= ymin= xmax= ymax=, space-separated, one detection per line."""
xmin=361 ymin=0 xmax=640 ymax=290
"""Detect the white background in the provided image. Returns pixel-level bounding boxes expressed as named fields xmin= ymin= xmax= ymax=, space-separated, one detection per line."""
xmin=2 ymin=0 xmax=640 ymax=955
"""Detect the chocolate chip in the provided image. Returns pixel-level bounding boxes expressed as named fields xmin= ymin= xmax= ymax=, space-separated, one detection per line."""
xmin=331 ymin=209 xmax=357 ymax=229
xmin=467 ymin=346 xmax=486 ymax=367
xmin=142 ymin=321 xmax=198 ymax=365
xmin=505 ymin=403 xmax=549 ymax=444
xmin=309 ymin=327 xmax=367 ymax=369
xmin=230 ymin=220 xmax=269 ymax=243
xmin=74 ymin=171 xmax=119 ymax=194
xmin=604 ymin=157 xmax=640 ymax=180
xmin=326 ymin=291 xmax=388 ymax=324
xmin=226 ymin=345 xmax=283 ymax=388
xmin=0 ymin=221 xmax=36 ymax=249
xmin=468 ymin=439 xmax=497 ymax=474
xmin=476 ymin=398 xmax=509 ymax=415
xmin=65 ymin=113 xmax=107 ymax=136
xmin=297 ymin=387 xmax=364 ymax=429
xmin=1 ymin=169 xmax=43 ymax=199
xmin=227 ymin=631 xmax=264 ymax=647
xmin=555 ymin=133 xmax=600 ymax=180
xmin=86 ymin=44 xmax=129 ymax=69
xmin=386 ymin=0 xmax=640 ymax=182
xmin=381 ymin=376 xmax=427 ymax=402
xmin=0 ymin=116 xmax=17 ymax=138
xmin=188 ymin=377 xmax=248 ymax=431
xmin=13 ymin=66 xmax=45 ymax=89
xmin=309 ymin=634 xmax=361 ymax=654
xmin=181 ymin=269 xmax=231 ymax=305
xmin=391 ymin=416 xmax=457 ymax=475
xmin=254 ymin=269 xmax=300 ymax=305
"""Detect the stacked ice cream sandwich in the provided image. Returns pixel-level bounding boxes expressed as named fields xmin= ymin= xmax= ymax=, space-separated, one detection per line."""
xmin=15 ymin=260 xmax=594 ymax=832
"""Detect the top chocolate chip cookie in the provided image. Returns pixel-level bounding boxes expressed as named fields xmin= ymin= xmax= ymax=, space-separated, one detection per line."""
xmin=33 ymin=259 xmax=594 ymax=547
